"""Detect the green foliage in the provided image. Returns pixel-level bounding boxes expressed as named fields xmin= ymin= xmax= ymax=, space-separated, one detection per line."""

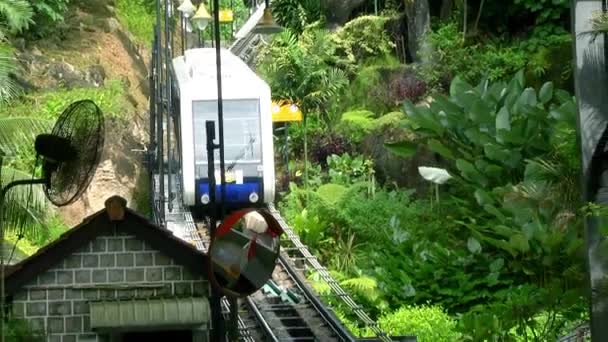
xmin=374 ymin=305 xmax=461 ymax=342
xmin=315 ymin=183 xmax=348 ymax=204
xmin=27 ymin=0 xmax=70 ymax=38
xmin=422 ymin=23 xmax=527 ymax=88
xmin=389 ymin=73 xmax=586 ymax=338
xmin=512 ymin=0 xmax=569 ymax=26
xmin=333 ymin=16 xmax=395 ymax=64
xmin=0 ymin=116 xmax=52 ymax=156
xmin=1 ymin=79 xmax=129 ymax=121
xmin=5 ymin=317 xmax=44 ymax=341
xmin=0 ymin=0 xmax=33 ymax=37
xmin=309 ymin=270 xmax=388 ymax=322
xmin=343 ymin=56 xmax=406 ymax=114
xmin=459 ymin=282 xmax=587 ymax=341
xmin=0 ymin=44 xmax=21 ymax=104
xmin=115 ymin=0 xmax=156 ymax=46
xmin=326 ymin=153 xmax=374 ymax=186
xmin=271 ymin=0 xmax=321 ymax=34
xmin=338 ymin=110 xmax=375 ymax=143
xmin=257 ymin=29 xmax=350 ymax=125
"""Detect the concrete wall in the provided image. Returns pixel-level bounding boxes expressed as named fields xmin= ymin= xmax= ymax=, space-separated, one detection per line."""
xmin=10 ymin=228 xmax=210 ymax=342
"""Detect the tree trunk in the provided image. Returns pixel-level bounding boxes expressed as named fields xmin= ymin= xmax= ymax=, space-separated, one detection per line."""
xmin=440 ymin=0 xmax=453 ymax=20
xmin=404 ymin=0 xmax=431 ymax=63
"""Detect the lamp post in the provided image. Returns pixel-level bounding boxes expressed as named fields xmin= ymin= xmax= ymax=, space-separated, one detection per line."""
xmin=251 ymin=0 xmax=283 ymax=34
xmin=178 ymin=0 xmax=196 ymax=51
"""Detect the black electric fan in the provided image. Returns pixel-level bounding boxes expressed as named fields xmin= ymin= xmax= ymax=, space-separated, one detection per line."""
xmin=0 ymin=99 xmax=104 ymax=341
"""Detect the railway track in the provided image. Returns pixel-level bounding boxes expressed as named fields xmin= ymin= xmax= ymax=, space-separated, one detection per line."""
xmin=192 ymin=218 xmax=349 ymax=341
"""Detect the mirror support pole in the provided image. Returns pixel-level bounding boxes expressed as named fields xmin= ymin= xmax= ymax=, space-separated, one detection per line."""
xmin=206 ymin=121 xmax=225 ymax=341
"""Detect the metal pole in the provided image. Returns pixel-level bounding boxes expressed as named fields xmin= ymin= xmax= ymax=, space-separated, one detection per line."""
xmin=213 ymin=0 xmax=234 ymax=338
xmin=165 ymin=0 xmax=173 ymax=213
xmin=572 ymin=1 xmax=608 ymax=339
xmin=155 ymin=0 xmax=165 ymax=226
xmin=206 ymin=121 xmax=224 ymax=341
xmin=181 ymin=13 xmax=185 ymax=55
xmin=213 ymin=0 xmax=226 ymax=217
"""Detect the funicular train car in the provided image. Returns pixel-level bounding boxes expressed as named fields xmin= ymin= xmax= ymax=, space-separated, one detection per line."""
xmin=171 ymin=48 xmax=275 ymax=217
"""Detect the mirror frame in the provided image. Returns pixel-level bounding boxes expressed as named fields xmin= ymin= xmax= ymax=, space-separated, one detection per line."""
xmin=207 ymin=208 xmax=284 ymax=297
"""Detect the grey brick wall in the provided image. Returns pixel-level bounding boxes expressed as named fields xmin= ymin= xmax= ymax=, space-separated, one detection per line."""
xmin=11 ymin=229 xmax=210 ymax=342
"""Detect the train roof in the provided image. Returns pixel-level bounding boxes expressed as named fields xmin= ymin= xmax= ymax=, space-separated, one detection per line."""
xmin=172 ymin=48 xmax=269 ymax=97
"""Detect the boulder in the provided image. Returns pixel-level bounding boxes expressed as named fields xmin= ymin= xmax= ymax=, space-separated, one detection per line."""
xmin=85 ymin=64 xmax=107 ymax=87
xmin=103 ymin=17 xmax=121 ymax=33
xmin=47 ymin=62 xmax=89 ymax=89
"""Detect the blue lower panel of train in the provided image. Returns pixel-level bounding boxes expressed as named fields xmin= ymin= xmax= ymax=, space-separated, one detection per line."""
xmin=196 ymin=178 xmax=263 ymax=205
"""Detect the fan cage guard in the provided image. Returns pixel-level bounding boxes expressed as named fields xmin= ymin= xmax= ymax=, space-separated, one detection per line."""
xmin=42 ymin=99 xmax=105 ymax=207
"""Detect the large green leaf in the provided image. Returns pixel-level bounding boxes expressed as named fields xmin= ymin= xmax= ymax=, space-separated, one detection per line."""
xmin=469 ymin=98 xmax=493 ymax=125
xmin=474 ymin=189 xmax=494 ymax=206
xmin=538 ymin=82 xmax=554 ymax=104
xmin=450 ymin=76 xmax=474 ymax=99
xmin=467 ymin=237 xmax=482 ymax=254
xmin=495 ymin=106 xmax=511 ymax=133
xmin=403 ymin=101 xmax=444 ymax=135
xmin=427 ymin=139 xmax=455 ymax=159
xmin=384 ymin=141 xmax=417 ymax=158
xmin=456 ymin=159 xmax=488 ymax=186
xmin=509 ymin=234 xmax=530 ymax=253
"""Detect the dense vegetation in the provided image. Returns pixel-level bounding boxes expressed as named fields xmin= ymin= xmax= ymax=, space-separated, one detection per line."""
xmin=259 ymin=0 xmax=590 ymax=340
xmin=0 ymin=0 xmax=596 ymax=340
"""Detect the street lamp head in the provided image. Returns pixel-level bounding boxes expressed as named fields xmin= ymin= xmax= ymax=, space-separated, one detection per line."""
xmin=251 ymin=8 xmax=284 ymax=34
xmin=192 ymin=3 xmax=212 ymax=31
xmin=177 ymin=0 xmax=196 ymax=18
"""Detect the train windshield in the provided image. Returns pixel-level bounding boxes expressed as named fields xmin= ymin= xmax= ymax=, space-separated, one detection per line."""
xmin=193 ymin=99 xmax=262 ymax=178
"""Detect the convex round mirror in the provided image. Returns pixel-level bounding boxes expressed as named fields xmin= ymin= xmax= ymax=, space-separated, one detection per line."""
xmin=208 ymin=209 xmax=283 ymax=297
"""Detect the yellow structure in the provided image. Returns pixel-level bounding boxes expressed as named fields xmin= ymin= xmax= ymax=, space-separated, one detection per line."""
xmin=219 ymin=9 xmax=234 ymax=23
xmin=272 ymin=100 xmax=303 ymax=122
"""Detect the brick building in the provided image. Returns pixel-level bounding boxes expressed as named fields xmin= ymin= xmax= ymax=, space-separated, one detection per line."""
xmin=3 ymin=196 xmax=212 ymax=342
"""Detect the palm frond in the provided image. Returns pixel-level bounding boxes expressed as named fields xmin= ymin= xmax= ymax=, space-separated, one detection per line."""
xmin=0 ymin=116 xmax=52 ymax=156
xmin=1 ymin=166 xmax=47 ymax=241
xmin=0 ymin=45 xmax=20 ymax=102
xmin=0 ymin=0 xmax=33 ymax=34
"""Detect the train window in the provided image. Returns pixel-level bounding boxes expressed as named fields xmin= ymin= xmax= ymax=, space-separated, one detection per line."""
xmin=193 ymin=99 xmax=262 ymax=179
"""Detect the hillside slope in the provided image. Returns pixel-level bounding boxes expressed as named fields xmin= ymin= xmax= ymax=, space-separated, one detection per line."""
xmin=14 ymin=0 xmax=151 ymax=226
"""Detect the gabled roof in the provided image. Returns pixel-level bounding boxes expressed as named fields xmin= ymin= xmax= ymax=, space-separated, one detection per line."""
xmin=4 ymin=196 xmax=209 ymax=294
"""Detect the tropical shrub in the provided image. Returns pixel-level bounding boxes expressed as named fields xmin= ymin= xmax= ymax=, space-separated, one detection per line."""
xmin=27 ymin=0 xmax=70 ymax=38
xmin=333 ymin=16 xmax=395 ymax=64
xmin=387 ymin=72 xmax=586 ymax=338
xmin=326 ymin=153 xmax=374 ymax=186
xmin=257 ymin=29 xmax=350 ymax=123
xmin=271 ymin=0 xmax=322 ymax=34
xmin=375 ymin=305 xmax=461 ymax=342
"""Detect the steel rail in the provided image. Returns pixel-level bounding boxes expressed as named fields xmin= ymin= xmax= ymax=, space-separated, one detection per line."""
xmin=268 ymin=204 xmax=392 ymax=342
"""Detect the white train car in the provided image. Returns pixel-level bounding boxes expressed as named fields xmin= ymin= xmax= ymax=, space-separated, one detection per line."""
xmin=172 ymin=48 xmax=275 ymax=215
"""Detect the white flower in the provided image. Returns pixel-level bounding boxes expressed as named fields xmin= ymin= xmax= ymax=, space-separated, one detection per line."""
xmin=418 ymin=166 xmax=452 ymax=185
